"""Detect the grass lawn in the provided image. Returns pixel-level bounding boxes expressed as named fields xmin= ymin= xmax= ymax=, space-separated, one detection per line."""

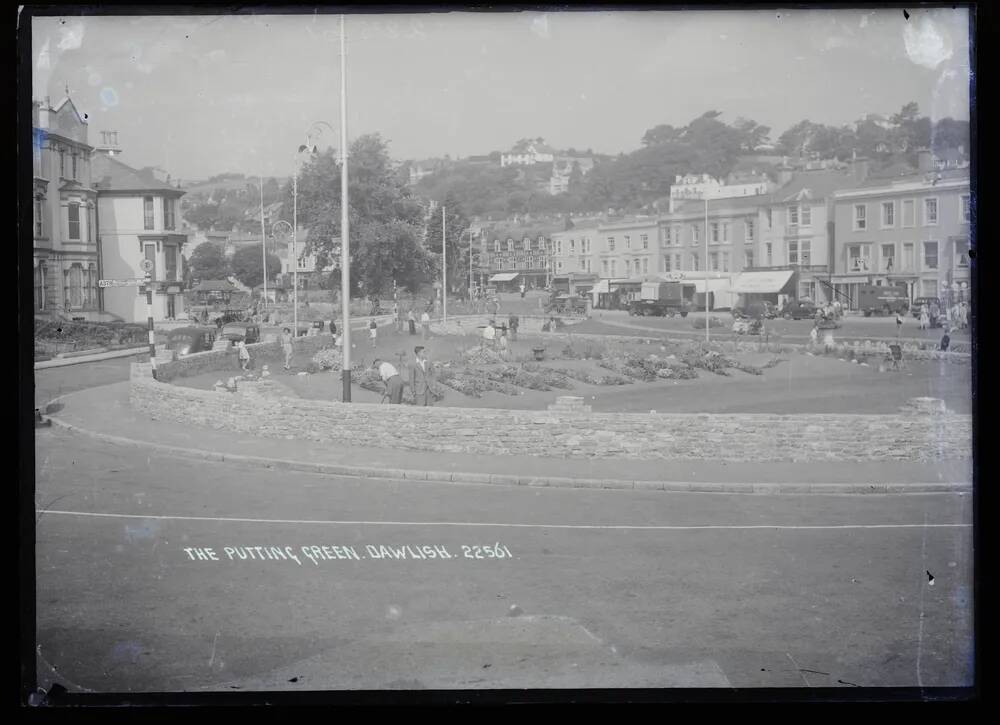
xmin=172 ymin=328 xmax=971 ymax=415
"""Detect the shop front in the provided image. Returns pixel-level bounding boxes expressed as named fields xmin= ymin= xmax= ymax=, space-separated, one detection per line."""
xmin=730 ymin=269 xmax=798 ymax=310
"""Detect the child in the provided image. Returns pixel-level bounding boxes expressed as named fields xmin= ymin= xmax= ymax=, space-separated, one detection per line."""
xmin=237 ymin=339 xmax=251 ymax=371
xmin=369 ymin=318 xmax=378 ymax=348
xmin=281 ymin=327 xmax=293 ymax=370
xmin=498 ymin=328 xmax=509 ymax=360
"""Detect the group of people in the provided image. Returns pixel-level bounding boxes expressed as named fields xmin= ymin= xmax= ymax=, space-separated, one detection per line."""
xmin=372 ymin=345 xmax=435 ymax=406
xmin=816 ymin=300 xmax=844 ymax=322
xmin=481 ymin=315 xmax=519 ymax=359
xmin=917 ymin=301 xmax=969 ymax=331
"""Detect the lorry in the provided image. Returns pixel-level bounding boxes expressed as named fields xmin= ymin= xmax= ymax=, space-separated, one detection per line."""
xmin=628 ymin=281 xmax=693 ymax=317
xmin=858 ymin=285 xmax=909 ymax=316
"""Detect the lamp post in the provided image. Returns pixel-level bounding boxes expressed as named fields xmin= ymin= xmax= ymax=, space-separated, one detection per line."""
xmin=704 ymin=193 xmax=710 ymax=343
xmin=339 ymin=14 xmax=352 ymax=402
xmin=442 ymin=206 xmax=447 ymax=324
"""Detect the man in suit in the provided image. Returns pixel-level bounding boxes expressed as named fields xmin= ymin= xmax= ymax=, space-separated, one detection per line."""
xmin=410 ymin=346 xmax=434 ymax=406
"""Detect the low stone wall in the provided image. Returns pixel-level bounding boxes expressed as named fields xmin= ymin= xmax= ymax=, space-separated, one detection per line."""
xmin=129 ymin=379 xmax=971 ymax=463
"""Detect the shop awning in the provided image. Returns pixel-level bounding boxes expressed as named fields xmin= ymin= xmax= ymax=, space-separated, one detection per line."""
xmin=592 ymin=279 xmax=610 ymax=294
xmin=488 ymin=273 xmax=520 ymax=282
xmin=731 ymin=270 xmax=796 ymax=294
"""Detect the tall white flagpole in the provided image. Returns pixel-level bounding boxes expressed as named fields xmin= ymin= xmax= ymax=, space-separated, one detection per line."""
xmin=442 ymin=206 xmax=447 ymax=323
xmin=259 ymin=174 xmax=267 ymax=317
xmin=340 ymin=14 xmax=352 ymax=402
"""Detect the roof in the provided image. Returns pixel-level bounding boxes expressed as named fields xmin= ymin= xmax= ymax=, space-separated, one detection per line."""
xmin=855 ymin=167 xmax=970 ymax=190
xmin=92 ymin=154 xmax=185 ymax=194
xmin=191 ymin=280 xmax=237 ymax=292
xmin=771 ymin=169 xmax=859 ymax=203
xmin=670 ymin=193 xmax=772 ymax=216
xmin=489 ymin=273 xmax=520 ymax=282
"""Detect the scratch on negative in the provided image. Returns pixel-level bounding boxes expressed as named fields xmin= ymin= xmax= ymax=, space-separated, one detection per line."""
xmin=917 ymin=511 xmax=929 ymax=689
xmin=208 ymin=632 xmax=219 ymax=669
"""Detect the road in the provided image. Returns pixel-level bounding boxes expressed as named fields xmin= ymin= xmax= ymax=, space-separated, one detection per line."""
xmin=34 ymin=425 xmax=973 ymax=692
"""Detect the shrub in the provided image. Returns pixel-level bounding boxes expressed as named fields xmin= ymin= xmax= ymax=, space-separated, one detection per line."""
xmin=691 ymin=316 xmax=725 ymax=329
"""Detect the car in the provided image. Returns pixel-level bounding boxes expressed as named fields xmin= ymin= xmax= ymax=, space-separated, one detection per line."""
xmin=220 ymin=322 xmax=260 ymax=344
xmin=733 ymin=300 xmax=777 ymax=320
xmin=911 ymin=297 xmax=941 ymax=318
xmin=780 ymin=299 xmax=819 ymax=320
xmin=166 ymin=326 xmax=217 ymax=356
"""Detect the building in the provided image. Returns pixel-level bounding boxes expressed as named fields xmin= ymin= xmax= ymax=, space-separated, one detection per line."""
xmin=830 ymin=163 xmax=971 ymax=308
xmin=753 ymin=164 xmax=864 ymax=304
xmin=480 ymin=227 xmax=555 ymax=291
xmin=500 ymin=142 xmax=557 ymax=168
xmin=548 ymin=155 xmax=596 ymax=195
xmin=32 ymin=96 xmax=102 ymax=318
xmin=92 ymin=140 xmax=188 ymax=322
xmin=667 ymin=173 xmax=772 ymax=210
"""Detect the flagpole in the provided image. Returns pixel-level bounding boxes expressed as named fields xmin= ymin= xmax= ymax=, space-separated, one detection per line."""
xmin=704 ymin=194 xmax=710 ymax=343
xmin=340 ymin=13 xmax=352 ymax=402
xmin=442 ymin=206 xmax=447 ymax=323
xmin=259 ymin=174 xmax=267 ymax=318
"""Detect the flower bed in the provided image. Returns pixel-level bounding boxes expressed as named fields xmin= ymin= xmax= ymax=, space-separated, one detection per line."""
xmin=519 ymin=363 xmax=576 ymax=389
xmin=541 ymin=365 xmax=633 ymax=386
xmin=436 ymin=368 xmax=516 ymax=398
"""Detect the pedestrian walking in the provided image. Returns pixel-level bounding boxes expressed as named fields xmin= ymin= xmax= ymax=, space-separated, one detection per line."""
xmin=498 ymin=327 xmax=510 ymax=360
xmin=369 ymin=318 xmax=378 ymax=348
xmin=940 ymin=329 xmax=951 ymax=352
xmin=520 ymin=282 xmax=526 ymax=299
xmin=895 ymin=311 xmax=904 ymax=337
xmin=421 ymin=310 xmax=431 ymax=340
xmin=508 ymin=313 xmax=519 ymax=342
xmin=373 ymin=359 xmax=404 ymax=404
xmin=393 ymin=302 xmax=402 ymax=333
xmin=280 ymin=327 xmax=294 ymax=370
xmin=809 ymin=322 xmax=818 ymax=348
xmin=410 ymin=346 xmax=434 ymax=406
xmin=919 ymin=305 xmax=929 ymax=330
xmin=407 ymin=309 xmax=417 ymax=335
xmin=237 ymin=339 xmax=251 ymax=371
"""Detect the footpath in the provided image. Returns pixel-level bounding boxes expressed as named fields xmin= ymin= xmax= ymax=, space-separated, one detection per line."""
xmin=41 ymin=381 xmax=971 ymax=495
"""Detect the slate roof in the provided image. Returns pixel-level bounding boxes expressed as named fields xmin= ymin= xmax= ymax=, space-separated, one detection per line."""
xmin=770 ymin=169 xmax=859 ymax=202
xmin=92 ymin=154 xmax=184 ymax=194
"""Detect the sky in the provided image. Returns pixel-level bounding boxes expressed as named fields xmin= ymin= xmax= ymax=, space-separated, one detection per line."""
xmin=30 ymin=7 xmax=972 ymax=182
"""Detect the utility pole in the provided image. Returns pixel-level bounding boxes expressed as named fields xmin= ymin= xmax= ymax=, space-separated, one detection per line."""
xmin=259 ymin=174 xmax=267 ymax=318
xmin=442 ymin=206 xmax=447 ymax=323
xmin=339 ymin=13 xmax=352 ymax=403
xmin=704 ymin=194 xmax=710 ymax=343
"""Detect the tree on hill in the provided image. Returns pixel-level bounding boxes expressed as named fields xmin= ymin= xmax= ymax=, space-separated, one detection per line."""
xmin=187 ymin=243 xmax=230 ymax=283
xmin=230 ymin=246 xmax=282 ymax=289
xmin=932 ymin=117 xmax=970 ymax=154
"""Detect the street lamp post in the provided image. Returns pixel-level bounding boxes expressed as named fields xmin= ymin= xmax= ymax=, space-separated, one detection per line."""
xmin=339 ymin=14 xmax=352 ymax=402
xmin=442 ymin=206 xmax=447 ymax=324
xmin=704 ymin=194 xmax=710 ymax=343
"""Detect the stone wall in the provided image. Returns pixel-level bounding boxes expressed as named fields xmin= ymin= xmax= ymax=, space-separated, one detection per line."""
xmin=129 ymin=380 xmax=971 ymax=463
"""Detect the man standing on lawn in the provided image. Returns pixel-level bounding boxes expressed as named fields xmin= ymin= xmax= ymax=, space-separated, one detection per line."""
xmin=410 ymin=346 xmax=434 ymax=406
xmin=373 ymin=359 xmax=404 ymax=404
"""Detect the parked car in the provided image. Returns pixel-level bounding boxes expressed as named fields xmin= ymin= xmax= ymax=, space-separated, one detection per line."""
xmin=220 ymin=322 xmax=260 ymax=344
xmin=733 ymin=300 xmax=778 ymax=320
xmin=780 ymin=299 xmax=819 ymax=320
xmin=166 ymin=326 xmax=217 ymax=356
xmin=911 ymin=297 xmax=941 ymax=318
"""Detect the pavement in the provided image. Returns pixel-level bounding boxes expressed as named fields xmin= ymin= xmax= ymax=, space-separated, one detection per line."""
xmin=43 ymin=380 xmax=971 ymax=495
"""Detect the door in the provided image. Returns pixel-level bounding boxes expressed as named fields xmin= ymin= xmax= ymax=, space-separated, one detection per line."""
xmin=166 ymin=294 xmax=176 ymax=320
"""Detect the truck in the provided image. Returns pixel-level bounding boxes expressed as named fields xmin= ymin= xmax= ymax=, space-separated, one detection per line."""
xmin=858 ymin=285 xmax=909 ymax=316
xmin=628 ymin=282 xmax=693 ymax=317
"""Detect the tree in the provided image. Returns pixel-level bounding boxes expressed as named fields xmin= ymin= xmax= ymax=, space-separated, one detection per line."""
xmin=230 ymin=246 xmax=282 ymax=289
xmin=732 ymin=117 xmax=772 ymax=152
xmin=187 ymin=243 xmax=230 ymax=282
xmin=641 ymin=123 xmax=684 ymax=147
xmin=932 ymin=117 xmax=970 ymax=154
xmin=424 ymin=194 xmax=471 ymax=293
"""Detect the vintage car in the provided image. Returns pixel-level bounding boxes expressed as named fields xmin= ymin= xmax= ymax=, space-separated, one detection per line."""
xmin=219 ymin=322 xmax=261 ymax=344
xmin=165 ymin=326 xmax=217 ymax=356
xmin=780 ymin=299 xmax=819 ymax=320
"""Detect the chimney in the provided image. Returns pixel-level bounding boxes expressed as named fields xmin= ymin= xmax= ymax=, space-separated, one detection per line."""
xmin=850 ymin=156 xmax=870 ymax=182
xmin=917 ymin=149 xmax=934 ymax=172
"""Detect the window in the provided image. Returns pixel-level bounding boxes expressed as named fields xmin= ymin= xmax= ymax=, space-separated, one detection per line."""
xmin=641 ymin=234 xmax=648 ymax=249
xmin=722 ymin=223 xmax=730 ymax=242
xmin=921 ymin=279 xmax=938 ymax=297
xmin=86 ymin=263 xmax=97 ymax=307
xmin=164 ymin=199 xmax=175 ymax=231
xmin=788 ymin=206 xmax=799 ymax=226
xmin=144 ymin=244 xmax=157 ymax=280
xmin=89 ymin=205 xmax=96 ymax=243
xmin=602 ymin=260 xmax=609 ymax=276
xmin=800 ymin=282 xmax=815 ymax=300
xmin=923 ymin=241 xmax=938 ymax=270
xmin=902 ymin=199 xmax=915 ymax=227
xmin=745 ymin=220 xmax=755 ymax=241
xmin=579 ymin=258 xmax=587 ymax=271
xmin=610 ymin=260 xmax=617 ymax=277
xmin=663 ymin=255 xmax=672 ymax=272
xmin=765 ymin=242 xmax=773 ymax=266
xmin=556 ymin=261 xmax=564 ymax=272
xmin=691 ymin=253 xmax=699 ymax=271
xmin=642 ymin=258 xmax=649 ymax=274
xmin=744 ymin=250 xmax=754 ymax=268
xmin=569 ymin=239 xmax=575 ymax=253
xmin=164 ymin=244 xmax=178 ymax=281
xmin=691 ymin=225 xmax=699 ymax=244
xmin=144 ymin=197 xmax=155 ymax=230
xmin=585 ymin=259 xmax=592 ymax=273
xmin=67 ymin=264 xmax=83 ymax=308
xmin=556 ymin=240 xmax=562 ymax=255
xmin=955 ymin=239 xmax=969 ymax=268
xmin=901 ymin=243 xmax=915 ymax=272
xmin=848 ymin=245 xmax=869 ymax=271
xmin=853 ymin=204 xmax=867 ymax=230
xmin=709 ymin=251 xmax=719 ymax=271
xmin=607 ymin=237 xmax=615 ymax=251
xmin=881 ymin=201 xmax=895 ymax=227
xmin=494 ymin=241 xmax=500 ymax=253
xmin=787 ymin=240 xmax=811 ymax=266
xmin=960 ymin=195 xmax=971 ymax=223
xmin=71 ymin=152 xmax=78 ymax=180
xmin=674 ymin=254 xmax=682 ymax=271
xmin=766 ymin=208 xmax=772 ymax=229
xmin=800 ymin=206 xmax=811 ymax=226
xmin=710 ymin=222 xmax=719 ymax=243
xmin=59 ymin=148 xmax=66 ymax=178
xmin=67 ymin=203 xmax=81 ymax=240
xmin=722 ymin=252 xmax=730 ymax=273
xmin=624 ymin=235 xmax=631 ymax=250
xmin=924 ymin=198 xmax=938 ymax=225
xmin=584 ymin=238 xmax=590 ymax=253
xmin=507 ymin=240 xmax=514 ymax=252
xmin=34 ymin=199 xmax=43 ymax=237
xmin=881 ymin=244 xmax=895 ymax=273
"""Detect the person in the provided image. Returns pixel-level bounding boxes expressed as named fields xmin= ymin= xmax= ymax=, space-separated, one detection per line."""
xmin=508 ymin=313 xmax=519 ymax=342
xmin=410 ymin=346 xmax=434 ymax=406
xmin=482 ymin=319 xmax=497 ymax=349
xmin=280 ymin=327 xmax=294 ymax=370
xmin=919 ymin=304 xmax=930 ymax=330
xmin=369 ymin=318 xmax=378 ymax=348
xmin=373 ymin=359 xmax=404 ymax=404
xmin=940 ymin=329 xmax=951 ymax=352
xmin=237 ymin=339 xmax=251 ymax=371
xmin=809 ymin=322 xmax=819 ymax=348
xmin=823 ymin=329 xmax=835 ymax=354
xmin=929 ymin=302 xmax=940 ymax=328
xmin=393 ymin=301 xmax=402 ymax=333
xmin=407 ymin=308 xmax=417 ymax=335
xmin=498 ymin=327 xmax=510 ymax=360
xmin=895 ymin=311 xmax=904 ymax=336
xmin=833 ymin=299 xmax=842 ymax=319
xmin=960 ymin=301 xmax=969 ymax=330
xmin=421 ymin=309 xmax=431 ymax=340
xmin=328 ymin=319 xmax=337 ymax=337
xmin=520 ymin=282 xmax=526 ymax=299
